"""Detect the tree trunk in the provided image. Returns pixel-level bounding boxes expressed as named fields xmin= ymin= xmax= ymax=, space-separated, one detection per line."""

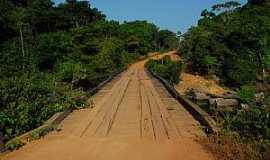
xmin=19 ymin=26 xmax=25 ymax=70
xmin=262 ymin=68 xmax=267 ymax=81
xmin=75 ymin=20 xmax=79 ymax=28
xmin=257 ymin=51 xmax=266 ymax=81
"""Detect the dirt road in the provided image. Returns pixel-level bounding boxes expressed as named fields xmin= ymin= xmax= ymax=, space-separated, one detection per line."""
xmin=2 ymin=56 xmax=213 ymax=160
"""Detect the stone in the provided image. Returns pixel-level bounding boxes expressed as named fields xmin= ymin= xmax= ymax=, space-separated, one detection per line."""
xmin=254 ymin=92 xmax=265 ymax=102
xmin=222 ymin=92 xmax=239 ymax=99
xmin=209 ymin=98 xmax=239 ymax=107
xmin=240 ymin=103 xmax=250 ymax=110
xmin=209 ymin=98 xmax=217 ymax=106
xmin=192 ymin=91 xmax=210 ymax=101
xmin=215 ymin=98 xmax=239 ymax=107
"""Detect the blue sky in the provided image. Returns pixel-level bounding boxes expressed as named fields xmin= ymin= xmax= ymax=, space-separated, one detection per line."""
xmin=54 ymin=0 xmax=247 ymax=33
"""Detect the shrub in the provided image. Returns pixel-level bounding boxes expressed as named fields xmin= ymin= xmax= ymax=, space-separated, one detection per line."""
xmin=0 ymin=73 xmax=86 ymax=141
xmin=146 ymin=56 xmax=183 ymax=84
xmin=237 ymin=85 xmax=256 ymax=104
xmin=5 ymin=138 xmax=25 ymax=151
xmin=219 ymin=94 xmax=270 ymax=159
xmin=56 ymin=62 xmax=87 ymax=85
xmin=231 ymin=107 xmax=270 ymax=140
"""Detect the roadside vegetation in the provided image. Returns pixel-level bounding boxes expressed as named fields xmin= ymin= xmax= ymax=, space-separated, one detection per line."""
xmin=0 ymin=0 xmax=178 ymax=144
xmin=179 ymin=0 xmax=270 ymax=159
xmin=146 ymin=55 xmax=183 ymax=85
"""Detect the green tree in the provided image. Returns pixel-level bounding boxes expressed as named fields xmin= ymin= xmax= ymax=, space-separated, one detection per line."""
xmin=157 ymin=30 xmax=178 ymax=50
xmin=179 ymin=1 xmax=270 ymax=85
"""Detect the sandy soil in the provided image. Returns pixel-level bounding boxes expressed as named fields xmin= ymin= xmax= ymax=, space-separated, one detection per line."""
xmin=1 ymin=54 xmax=213 ymax=160
xmin=176 ymin=73 xmax=229 ymax=96
xmin=151 ymin=51 xmax=179 ymax=60
xmin=160 ymin=51 xmax=229 ymax=96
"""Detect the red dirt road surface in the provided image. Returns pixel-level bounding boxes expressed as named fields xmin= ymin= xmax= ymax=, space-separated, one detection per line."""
xmin=1 ymin=55 xmax=213 ymax=160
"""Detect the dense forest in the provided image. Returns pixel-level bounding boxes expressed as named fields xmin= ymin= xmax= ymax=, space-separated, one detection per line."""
xmin=179 ymin=0 xmax=270 ymax=159
xmin=0 ymin=0 xmax=178 ymax=142
xmin=180 ymin=0 xmax=270 ymax=86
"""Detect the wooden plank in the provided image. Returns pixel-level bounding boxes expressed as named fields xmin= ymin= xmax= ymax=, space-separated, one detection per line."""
xmin=143 ymin=81 xmax=168 ymax=140
xmin=148 ymin=83 xmax=180 ymax=139
xmin=140 ymin=82 xmax=155 ymax=140
xmin=95 ymin=77 xmax=131 ymax=137
xmin=80 ymin=76 xmax=126 ymax=137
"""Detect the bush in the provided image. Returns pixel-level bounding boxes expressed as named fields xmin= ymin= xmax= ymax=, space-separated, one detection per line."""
xmin=237 ymin=85 xmax=256 ymax=103
xmin=0 ymin=73 xmax=86 ymax=141
xmin=56 ymin=62 xmax=87 ymax=85
xmin=194 ymin=83 xmax=270 ymax=159
xmin=121 ymin=51 xmax=140 ymax=66
xmin=231 ymin=107 xmax=270 ymax=140
xmin=218 ymin=94 xmax=270 ymax=159
xmin=5 ymin=138 xmax=24 ymax=151
xmin=146 ymin=56 xmax=183 ymax=84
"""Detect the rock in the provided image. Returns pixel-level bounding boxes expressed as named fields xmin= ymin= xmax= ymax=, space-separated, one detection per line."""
xmin=205 ymin=91 xmax=239 ymax=100
xmin=209 ymin=98 xmax=217 ymax=106
xmin=215 ymin=98 xmax=239 ymax=107
xmin=192 ymin=91 xmax=210 ymax=101
xmin=240 ymin=103 xmax=250 ymax=110
xmin=254 ymin=92 xmax=265 ymax=102
xmin=222 ymin=92 xmax=239 ymax=99
xmin=209 ymin=98 xmax=239 ymax=108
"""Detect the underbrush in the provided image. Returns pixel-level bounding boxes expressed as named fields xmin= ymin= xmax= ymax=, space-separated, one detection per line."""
xmin=198 ymin=85 xmax=270 ymax=160
xmin=201 ymin=133 xmax=266 ymax=160
xmin=0 ymin=73 xmax=87 ymax=142
xmin=146 ymin=55 xmax=183 ymax=84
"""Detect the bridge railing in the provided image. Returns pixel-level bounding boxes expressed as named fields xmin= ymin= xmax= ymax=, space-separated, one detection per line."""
xmin=147 ymin=69 xmax=219 ymax=134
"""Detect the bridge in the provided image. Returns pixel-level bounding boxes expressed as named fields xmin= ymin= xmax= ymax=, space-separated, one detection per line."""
xmin=2 ymin=54 xmax=213 ymax=160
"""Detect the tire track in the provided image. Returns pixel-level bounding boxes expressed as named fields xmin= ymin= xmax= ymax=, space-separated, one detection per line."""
xmin=148 ymin=84 xmax=180 ymax=140
xmin=140 ymin=78 xmax=156 ymax=140
xmin=143 ymin=81 xmax=169 ymax=140
xmin=79 ymin=75 xmax=126 ymax=137
xmin=80 ymin=72 xmax=131 ymax=138
xmin=104 ymin=78 xmax=131 ymax=136
xmin=88 ymin=77 xmax=131 ymax=137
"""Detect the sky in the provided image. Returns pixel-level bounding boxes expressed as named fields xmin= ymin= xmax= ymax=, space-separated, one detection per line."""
xmin=54 ymin=0 xmax=247 ymax=33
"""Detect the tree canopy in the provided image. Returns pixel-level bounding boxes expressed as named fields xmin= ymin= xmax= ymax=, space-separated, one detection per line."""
xmin=179 ymin=1 xmax=270 ymax=86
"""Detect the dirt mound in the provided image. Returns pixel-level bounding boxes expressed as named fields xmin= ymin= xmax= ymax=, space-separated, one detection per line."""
xmin=175 ymin=73 xmax=229 ymax=96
